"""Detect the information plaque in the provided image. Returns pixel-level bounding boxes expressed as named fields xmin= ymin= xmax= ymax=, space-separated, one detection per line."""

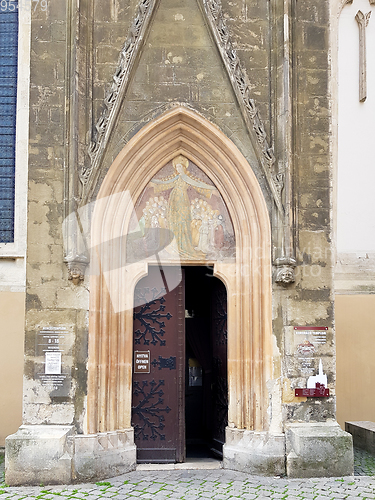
xmin=295 ymin=383 xmax=330 ymax=398
xmin=35 ymin=326 xmax=72 ymax=397
xmin=294 ymin=326 xmax=328 ymax=376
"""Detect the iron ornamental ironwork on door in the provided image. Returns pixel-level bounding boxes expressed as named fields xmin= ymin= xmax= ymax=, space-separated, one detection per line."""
xmin=131 ymin=266 xmax=185 ymax=463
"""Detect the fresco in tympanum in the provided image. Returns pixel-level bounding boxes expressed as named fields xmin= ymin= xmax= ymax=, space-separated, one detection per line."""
xmin=128 ymin=155 xmax=235 ymax=262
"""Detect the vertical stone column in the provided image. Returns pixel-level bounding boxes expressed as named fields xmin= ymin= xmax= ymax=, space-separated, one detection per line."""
xmin=355 ymin=10 xmax=371 ymax=102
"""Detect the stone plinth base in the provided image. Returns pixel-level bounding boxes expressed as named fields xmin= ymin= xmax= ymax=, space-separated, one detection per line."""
xmin=74 ymin=429 xmax=136 ymax=481
xmin=223 ymin=428 xmax=286 ymax=476
xmin=5 ymin=425 xmax=75 ymax=486
xmin=286 ymin=422 xmax=354 ymax=478
xmin=5 ymin=426 xmax=136 ymax=486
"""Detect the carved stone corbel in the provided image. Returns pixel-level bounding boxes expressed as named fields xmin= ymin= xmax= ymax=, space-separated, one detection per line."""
xmin=269 ymin=0 xmax=296 ymax=286
xmin=65 ymin=255 xmax=89 ymax=285
xmin=274 ymin=257 xmax=297 ymax=285
xmin=64 ymin=0 xmax=94 ymax=283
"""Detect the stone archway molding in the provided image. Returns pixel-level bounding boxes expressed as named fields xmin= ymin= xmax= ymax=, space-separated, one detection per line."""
xmin=83 ymin=106 xmax=285 ymax=478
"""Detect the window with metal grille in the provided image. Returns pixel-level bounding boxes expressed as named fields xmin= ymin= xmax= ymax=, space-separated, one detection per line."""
xmin=0 ymin=3 xmax=18 ymax=243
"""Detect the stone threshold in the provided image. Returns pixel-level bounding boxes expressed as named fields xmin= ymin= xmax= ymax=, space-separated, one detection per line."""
xmin=137 ymin=459 xmax=223 ymax=470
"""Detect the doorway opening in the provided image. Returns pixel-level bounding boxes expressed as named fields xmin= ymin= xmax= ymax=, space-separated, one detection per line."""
xmin=131 ymin=265 xmax=228 ymax=463
xmin=185 ymin=266 xmax=228 ymax=460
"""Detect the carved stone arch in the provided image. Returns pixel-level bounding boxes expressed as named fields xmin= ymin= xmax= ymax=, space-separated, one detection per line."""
xmin=87 ymin=106 xmax=275 ymax=455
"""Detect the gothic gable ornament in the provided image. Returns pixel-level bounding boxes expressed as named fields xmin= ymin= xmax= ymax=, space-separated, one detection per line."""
xmin=355 ymin=10 xmax=372 ymax=102
xmin=80 ymin=0 xmax=284 ymax=217
xmin=202 ymin=0 xmax=284 ymax=216
xmin=79 ymin=0 xmax=156 ymax=200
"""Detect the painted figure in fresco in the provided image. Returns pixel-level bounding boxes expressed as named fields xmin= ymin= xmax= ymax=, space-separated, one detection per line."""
xmin=137 ymin=196 xmax=170 ymax=252
xmin=214 ymin=214 xmax=225 ymax=249
xmin=150 ymin=155 xmax=218 ymax=259
xmin=190 ymin=199 xmax=225 ymax=255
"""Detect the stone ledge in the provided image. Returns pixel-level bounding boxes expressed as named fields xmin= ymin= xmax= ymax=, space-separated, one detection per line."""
xmin=335 ymin=253 xmax=375 ymax=294
xmin=286 ymin=422 xmax=353 ymax=478
xmin=73 ymin=429 xmax=136 ymax=482
xmin=345 ymin=421 xmax=375 ymax=454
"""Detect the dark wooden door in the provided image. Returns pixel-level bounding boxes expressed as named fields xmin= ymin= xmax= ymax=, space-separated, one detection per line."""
xmin=211 ymin=278 xmax=228 ymax=457
xmin=131 ymin=266 xmax=185 ymax=463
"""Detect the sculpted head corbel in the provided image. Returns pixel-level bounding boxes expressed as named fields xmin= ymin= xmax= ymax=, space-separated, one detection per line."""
xmin=274 ymin=257 xmax=297 ymax=286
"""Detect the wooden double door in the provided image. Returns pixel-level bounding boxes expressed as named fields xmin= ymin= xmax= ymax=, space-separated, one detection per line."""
xmin=131 ymin=266 xmax=228 ymax=463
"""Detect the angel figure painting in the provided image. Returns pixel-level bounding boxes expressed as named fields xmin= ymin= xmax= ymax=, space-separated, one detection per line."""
xmin=129 ymin=155 xmax=235 ymax=262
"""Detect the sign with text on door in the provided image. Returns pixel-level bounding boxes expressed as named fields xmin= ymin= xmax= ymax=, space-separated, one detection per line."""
xmin=134 ymin=351 xmax=151 ymax=374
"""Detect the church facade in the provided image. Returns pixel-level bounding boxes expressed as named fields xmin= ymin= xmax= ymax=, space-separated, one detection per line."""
xmin=2 ymin=0 xmax=366 ymax=484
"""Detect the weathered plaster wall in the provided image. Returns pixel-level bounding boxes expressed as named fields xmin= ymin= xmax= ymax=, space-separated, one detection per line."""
xmin=25 ymin=2 xmax=89 ymax=433
xmin=334 ymin=0 xmax=375 ymax=294
xmin=337 ymin=0 xmax=375 ymax=254
xmin=332 ymin=0 xmax=375 ymax=430
xmin=0 ymin=292 xmax=24 ymax=446
xmin=93 ymin=0 xmax=141 ymax=121
xmin=0 ymin=3 xmax=30 ymax=445
xmin=336 ymin=295 xmax=375 ymax=429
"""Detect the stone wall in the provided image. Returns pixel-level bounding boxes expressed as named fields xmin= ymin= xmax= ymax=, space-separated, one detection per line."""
xmin=25 ymin=0 xmax=89 ymax=432
xmin=279 ymin=0 xmax=336 ymax=424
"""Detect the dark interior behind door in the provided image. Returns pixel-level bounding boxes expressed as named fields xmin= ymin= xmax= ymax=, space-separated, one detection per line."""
xmin=211 ymin=277 xmax=228 ymax=457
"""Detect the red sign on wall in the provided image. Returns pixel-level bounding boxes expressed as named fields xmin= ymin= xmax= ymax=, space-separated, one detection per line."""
xmin=295 ymin=383 xmax=329 ymax=398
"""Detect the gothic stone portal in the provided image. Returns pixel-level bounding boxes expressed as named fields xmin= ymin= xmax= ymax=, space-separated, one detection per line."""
xmin=84 ymin=107 xmax=277 ymax=479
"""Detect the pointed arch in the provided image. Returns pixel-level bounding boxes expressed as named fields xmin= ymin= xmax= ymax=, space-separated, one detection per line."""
xmin=87 ymin=106 xmax=273 ymax=438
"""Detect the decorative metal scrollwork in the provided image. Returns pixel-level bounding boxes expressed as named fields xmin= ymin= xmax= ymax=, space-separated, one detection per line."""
xmin=133 ymin=287 xmax=172 ymax=346
xmin=132 ymin=379 xmax=171 ymax=441
xmin=152 ymin=356 xmax=176 ymax=370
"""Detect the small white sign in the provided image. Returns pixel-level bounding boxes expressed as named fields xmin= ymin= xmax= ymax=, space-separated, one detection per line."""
xmin=45 ymin=352 xmax=62 ymax=375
